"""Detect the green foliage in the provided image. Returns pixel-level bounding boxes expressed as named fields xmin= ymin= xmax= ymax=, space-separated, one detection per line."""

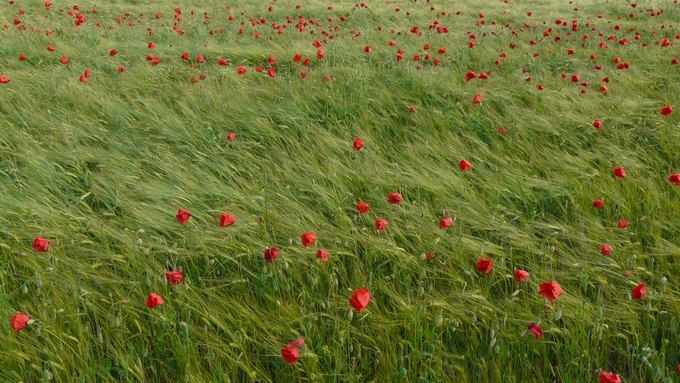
xmin=1 ymin=0 xmax=680 ymax=382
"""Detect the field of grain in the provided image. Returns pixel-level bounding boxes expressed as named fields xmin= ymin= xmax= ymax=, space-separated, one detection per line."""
xmin=1 ymin=0 xmax=680 ymax=382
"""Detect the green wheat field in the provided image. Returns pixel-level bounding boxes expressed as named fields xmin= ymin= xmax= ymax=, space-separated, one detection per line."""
xmin=1 ymin=0 xmax=680 ymax=382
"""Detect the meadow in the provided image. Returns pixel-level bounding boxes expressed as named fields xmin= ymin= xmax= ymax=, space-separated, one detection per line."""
xmin=1 ymin=0 xmax=680 ymax=381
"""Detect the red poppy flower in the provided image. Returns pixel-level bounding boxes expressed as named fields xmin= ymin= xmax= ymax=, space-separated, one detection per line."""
xmin=388 ymin=193 xmax=402 ymax=205
xmin=600 ymin=372 xmax=621 ymax=383
xmin=593 ymin=120 xmax=602 ymax=130
xmin=220 ymin=213 xmax=236 ymax=227
xmin=477 ymin=259 xmax=493 ymax=273
xmin=465 ymin=70 xmax=477 ymax=81
xmin=364 ymin=46 xmax=372 ymax=54
xmin=357 ymin=202 xmax=370 ymax=214
xmin=33 ymin=236 xmax=50 ymax=252
xmin=268 ymin=56 xmax=276 ymax=66
xmin=317 ymin=249 xmax=329 ymax=261
xmin=614 ymin=167 xmax=626 ymax=178
xmin=632 ymin=283 xmax=646 ymax=299
xmin=438 ymin=48 xmax=446 ymax=54
xmin=79 ymin=75 xmax=88 ymax=83
xmin=218 ymin=58 xmax=228 ymax=66
xmin=529 ymin=323 xmax=542 ymax=339
xmin=118 ymin=66 xmax=126 ymax=72
xmin=661 ymin=106 xmax=673 ymax=117
xmin=349 ymin=288 xmax=371 ymax=312
xmin=176 ymin=208 xmax=191 ymax=224
xmin=440 ymin=218 xmax=453 ymax=229
xmin=152 ymin=57 xmax=160 ymax=66
xmin=353 ymin=137 xmax=364 ymax=151
xmin=227 ymin=133 xmax=236 ymax=141
xmin=600 ymin=245 xmax=613 ymax=256
xmin=48 ymin=46 xmax=56 ymax=52
xmin=146 ymin=293 xmax=164 ymax=309
xmin=11 ymin=313 xmax=30 ymax=331
xmin=237 ymin=66 xmax=246 ymax=75
xmin=426 ymin=253 xmax=435 ymax=259
xmin=301 ymin=232 xmax=317 ymax=247
xmin=313 ymin=40 xmax=322 ymax=48
xmin=18 ymin=54 xmax=27 ymax=61
xmin=473 ymin=93 xmax=482 ymax=104
xmin=0 ymin=75 xmax=9 ymax=84
xmin=538 ymin=282 xmax=563 ymax=302
xmin=593 ymin=200 xmax=604 ymax=208
xmin=515 ymin=270 xmax=530 ymax=282
xmin=618 ymin=220 xmax=630 ymax=228
xmin=148 ymin=42 xmax=156 ymax=49
xmin=459 ymin=159 xmax=471 ymax=170
xmin=376 ymin=219 xmax=388 ymax=231
xmin=196 ymin=55 xmax=204 ymax=63
xmin=281 ymin=339 xmax=305 ymax=364
xmin=571 ymin=74 xmax=580 ymax=82
xmin=165 ymin=270 xmax=183 ymax=285
xmin=264 ymin=247 xmax=279 ymax=263
xmin=60 ymin=56 xmax=69 ymax=64
xmin=268 ymin=68 xmax=276 ymax=77
xmin=181 ymin=53 xmax=188 ymax=60
xmin=317 ymin=49 xmax=325 ymax=59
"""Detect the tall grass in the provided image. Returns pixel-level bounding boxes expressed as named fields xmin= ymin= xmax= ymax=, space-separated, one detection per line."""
xmin=1 ymin=0 xmax=680 ymax=381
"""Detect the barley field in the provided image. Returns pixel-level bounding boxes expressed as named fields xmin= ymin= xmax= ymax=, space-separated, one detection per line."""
xmin=1 ymin=0 xmax=680 ymax=382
